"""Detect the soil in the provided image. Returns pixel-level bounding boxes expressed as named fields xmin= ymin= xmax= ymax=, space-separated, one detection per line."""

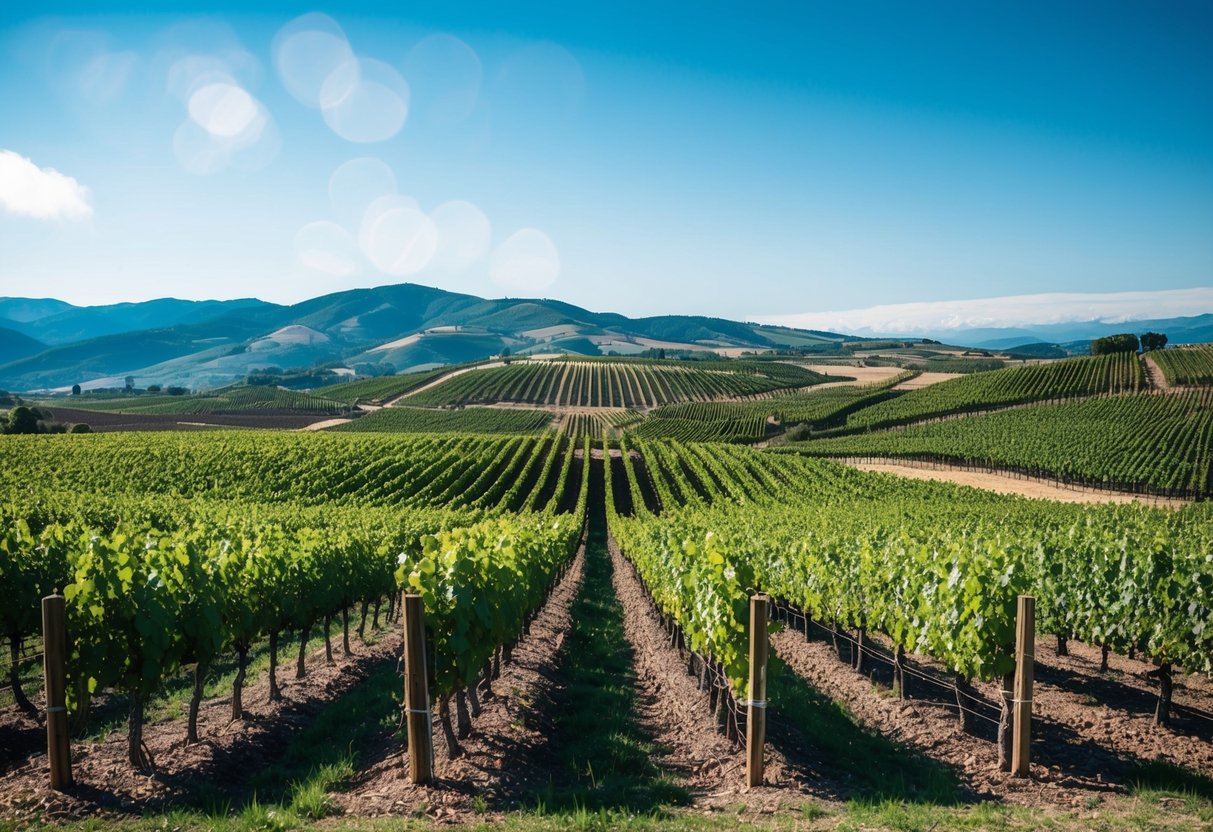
xmin=606 ymin=538 xmax=773 ymax=801
xmin=893 ymin=372 xmax=963 ymax=390
xmin=0 ymin=631 xmax=402 ymax=823
xmin=770 ymin=617 xmax=1213 ymax=809
xmin=299 ymin=417 xmax=353 ymax=431
xmin=1141 ymin=354 xmax=1171 ymax=392
xmin=844 ymin=460 xmax=1190 ymax=508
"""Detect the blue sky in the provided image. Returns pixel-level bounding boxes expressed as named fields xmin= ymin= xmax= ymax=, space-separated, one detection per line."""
xmin=0 ymin=1 xmax=1210 ymax=327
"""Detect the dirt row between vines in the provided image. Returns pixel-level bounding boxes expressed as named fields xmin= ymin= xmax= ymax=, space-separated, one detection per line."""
xmin=771 ymin=619 xmax=1213 ymax=809
xmin=0 ymin=628 xmax=403 ymax=822
xmin=844 ymin=459 xmax=1190 ymax=508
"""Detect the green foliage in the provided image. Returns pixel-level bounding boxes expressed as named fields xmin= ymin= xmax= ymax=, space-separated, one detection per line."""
xmin=1092 ymin=333 xmax=1141 ymax=355
xmin=840 ymin=353 xmax=1142 ymax=432
xmin=332 ymin=406 xmax=554 ymax=434
xmin=797 ymin=390 xmax=1213 ymax=497
xmin=1152 ymin=345 xmax=1213 ymax=386
xmin=407 ymin=358 xmax=830 ymax=408
xmin=1141 ymin=332 xmax=1169 ymax=352
xmin=609 ymin=442 xmax=1213 ymax=693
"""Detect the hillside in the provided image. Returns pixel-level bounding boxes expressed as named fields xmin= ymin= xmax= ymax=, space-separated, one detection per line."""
xmin=0 ymin=326 xmax=45 ymax=363
xmin=0 ymin=283 xmax=856 ymax=392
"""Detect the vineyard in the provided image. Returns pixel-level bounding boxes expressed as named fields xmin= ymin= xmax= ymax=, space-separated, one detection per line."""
xmin=1151 ymin=345 xmax=1213 ymax=386
xmin=794 ymin=390 xmax=1213 ymax=498
xmin=404 ymin=358 xmax=829 ymax=408
xmin=609 ymin=440 xmax=1213 ymax=725
xmin=835 ymin=353 xmax=1144 ymax=433
xmin=4 ymin=365 xmax=1213 ymax=829
xmin=317 ymin=367 xmax=463 ymax=405
xmin=333 ymin=406 xmax=554 ymax=435
xmin=0 ymin=432 xmax=586 ymax=512
xmin=56 ymin=386 xmax=350 ymax=416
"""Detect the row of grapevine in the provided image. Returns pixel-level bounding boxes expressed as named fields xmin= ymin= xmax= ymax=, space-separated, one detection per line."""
xmin=333 ymin=406 xmax=554 ymax=434
xmin=795 ymin=390 xmax=1213 ymax=498
xmin=1151 ymin=346 xmax=1213 ymax=387
xmin=1 ymin=435 xmax=590 ymax=769
xmin=838 ymin=353 xmax=1144 ymax=432
xmin=0 ymin=432 xmax=584 ymax=514
xmin=630 ymin=410 xmax=768 ymax=443
xmin=58 ymin=386 xmax=350 ymax=417
xmin=405 ymin=359 xmax=827 ymax=409
xmin=609 ymin=442 xmax=1213 ymax=725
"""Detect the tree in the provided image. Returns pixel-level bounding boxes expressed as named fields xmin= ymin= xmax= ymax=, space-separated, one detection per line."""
xmin=1091 ymin=333 xmax=1139 ymax=355
xmin=124 ymin=376 xmax=135 ymax=391
xmin=71 ymin=384 xmax=81 ymax=396
xmin=5 ymin=406 xmax=38 ymax=435
xmin=146 ymin=384 xmax=162 ymax=393
xmin=1141 ymin=332 xmax=1168 ymax=352
xmin=69 ymin=423 xmax=92 ymax=434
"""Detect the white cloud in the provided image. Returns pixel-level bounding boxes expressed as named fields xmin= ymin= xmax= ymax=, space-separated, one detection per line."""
xmin=0 ymin=150 xmax=93 ymax=220
xmin=760 ymin=289 xmax=1213 ymax=335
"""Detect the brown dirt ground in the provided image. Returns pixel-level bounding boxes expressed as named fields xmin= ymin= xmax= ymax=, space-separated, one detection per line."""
xmin=0 ymin=628 xmax=401 ymax=823
xmin=771 ymin=615 xmax=1213 ymax=809
xmin=893 ymin=371 xmax=963 ymax=390
xmin=844 ymin=460 xmax=1189 ymax=508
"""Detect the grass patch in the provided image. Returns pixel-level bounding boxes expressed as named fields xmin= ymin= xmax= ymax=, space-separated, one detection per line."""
xmin=521 ymin=499 xmax=689 ymax=813
xmin=766 ymin=652 xmax=963 ymax=804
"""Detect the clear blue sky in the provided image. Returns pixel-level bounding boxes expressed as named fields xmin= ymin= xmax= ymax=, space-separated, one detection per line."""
xmin=1 ymin=1 xmax=1210 ymax=321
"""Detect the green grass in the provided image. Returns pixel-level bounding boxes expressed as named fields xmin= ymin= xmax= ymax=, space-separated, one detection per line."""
xmin=521 ymin=503 xmax=689 ymax=813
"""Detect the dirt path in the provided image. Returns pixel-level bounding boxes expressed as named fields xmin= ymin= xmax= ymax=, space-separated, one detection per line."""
xmin=1142 ymin=354 xmax=1171 ymax=391
xmin=1 ymin=626 xmax=402 ymax=822
xmin=842 ymin=459 xmax=1189 ymax=508
xmin=770 ymin=616 xmax=1213 ymax=808
xmin=893 ymin=371 xmax=961 ymax=390
xmin=607 ymin=538 xmax=762 ymax=801
xmin=298 ymin=417 xmax=352 ymax=431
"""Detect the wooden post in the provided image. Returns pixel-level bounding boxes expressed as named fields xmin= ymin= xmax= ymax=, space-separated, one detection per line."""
xmin=745 ymin=594 xmax=769 ymax=788
xmin=1012 ymin=595 xmax=1034 ymax=778
xmin=402 ymin=593 xmax=433 ymax=784
xmin=42 ymin=593 xmax=73 ymax=790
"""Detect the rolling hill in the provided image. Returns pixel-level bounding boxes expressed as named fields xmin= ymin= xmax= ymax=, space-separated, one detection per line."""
xmin=0 ymin=284 xmax=855 ymax=392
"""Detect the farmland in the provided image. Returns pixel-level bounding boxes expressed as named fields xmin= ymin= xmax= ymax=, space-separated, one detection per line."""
xmin=3 ymin=349 xmax=1213 ymax=832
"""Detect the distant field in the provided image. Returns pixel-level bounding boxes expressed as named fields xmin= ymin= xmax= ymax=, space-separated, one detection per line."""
xmin=55 ymin=386 xmax=348 ymax=416
xmin=317 ymin=367 xmax=457 ymax=404
xmin=406 ymin=358 xmax=829 ymax=408
xmin=1151 ymin=345 xmax=1213 ymax=386
xmin=796 ymin=390 xmax=1213 ymax=498
xmin=837 ymin=352 xmax=1143 ymax=432
xmin=331 ymin=405 xmax=554 ymax=434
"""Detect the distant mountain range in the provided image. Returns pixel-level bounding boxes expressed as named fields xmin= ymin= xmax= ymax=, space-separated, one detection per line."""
xmin=3 ymin=284 xmax=1208 ymax=393
xmin=930 ymin=315 xmax=1213 ymax=352
xmin=0 ymin=284 xmax=851 ymax=392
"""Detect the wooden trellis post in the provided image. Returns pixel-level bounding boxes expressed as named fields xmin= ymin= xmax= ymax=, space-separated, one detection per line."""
xmin=402 ymin=593 xmax=433 ymax=784
xmin=1012 ymin=594 xmax=1035 ymax=778
xmin=746 ymin=594 xmax=769 ymax=788
xmin=42 ymin=593 xmax=73 ymax=790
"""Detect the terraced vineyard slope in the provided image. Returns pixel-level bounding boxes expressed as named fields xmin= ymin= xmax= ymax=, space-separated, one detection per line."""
xmin=792 ymin=391 xmax=1213 ymax=499
xmin=838 ymin=353 xmax=1143 ymax=432
xmin=405 ymin=358 xmax=829 ymax=408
